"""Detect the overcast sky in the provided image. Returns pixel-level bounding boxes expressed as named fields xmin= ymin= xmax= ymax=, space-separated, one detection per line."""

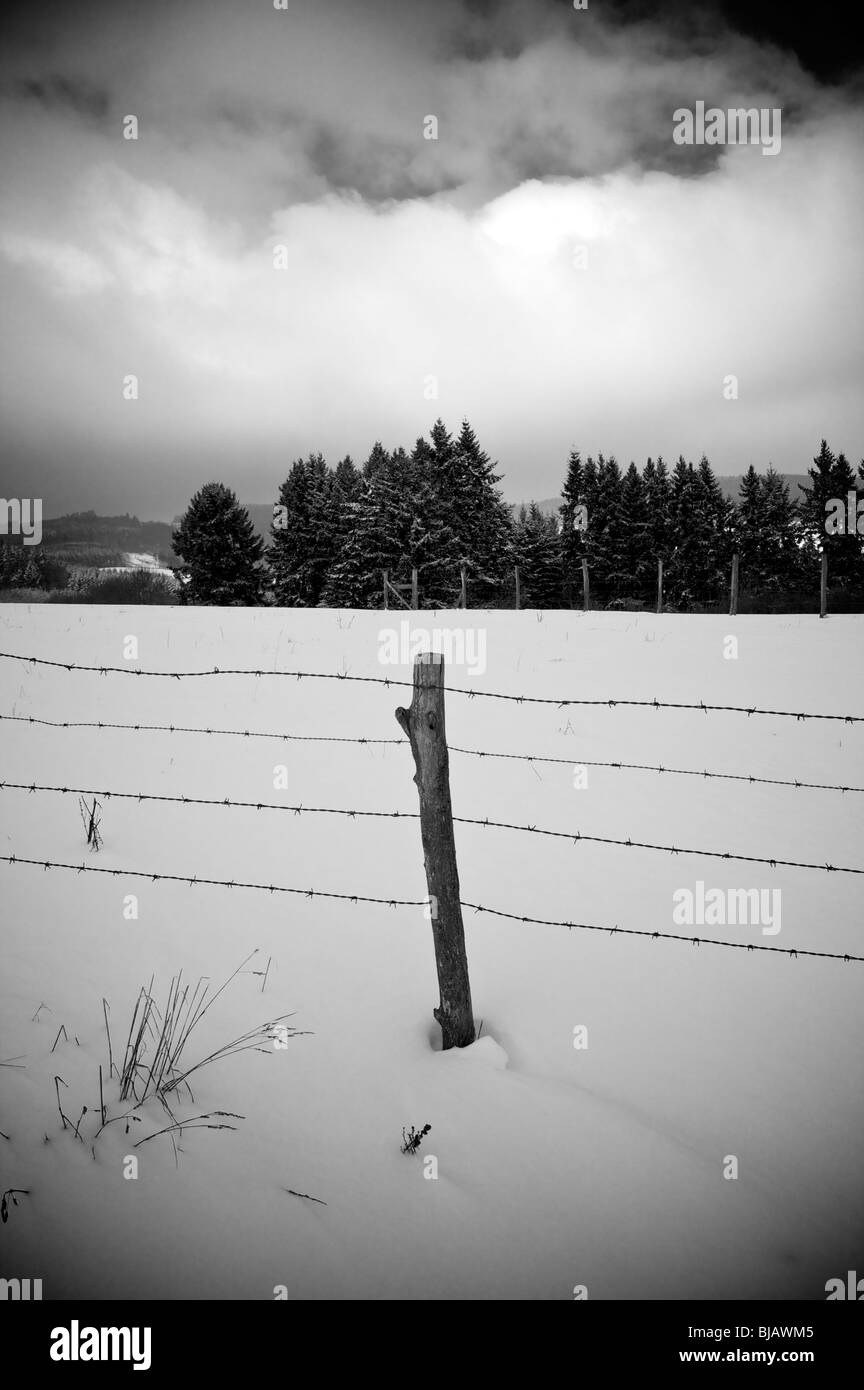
xmin=1 ymin=0 xmax=862 ymax=519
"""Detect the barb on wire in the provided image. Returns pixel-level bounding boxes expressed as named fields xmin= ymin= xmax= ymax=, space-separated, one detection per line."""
xmin=1 ymin=653 xmax=861 ymax=723
xmin=1 ymin=780 xmax=861 ymax=876
xmin=0 ymin=855 xmax=859 ymax=964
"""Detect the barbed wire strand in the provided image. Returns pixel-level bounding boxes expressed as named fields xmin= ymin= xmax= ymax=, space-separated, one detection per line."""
xmin=1 ymin=653 xmax=861 ymax=723
xmin=0 ymin=713 xmax=398 ymax=747
xmin=0 ymin=854 xmax=859 ymax=963
xmin=2 ymin=713 xmax=861 ymax=794
xmin=449 ymin=746 xmax=864 ymax=794
xmin=2 ymin=781 xmax=861 ymax=875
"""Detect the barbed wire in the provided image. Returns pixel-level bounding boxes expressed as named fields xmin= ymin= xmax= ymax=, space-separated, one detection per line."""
xmin=449 ymin=746 xmax=864 ymax=794
xmin=458 ymin=901 xmax=863 ymax=962
xmin=2 ymin=711 xmax=860 ymax=794
xmin=0 ymin=853 xmax=858 ymax=963
xmin=0 ymin=713 xmax=398 ymax=747
xmin=2 ymin=780 xmax=861 ymax=875
xmin=1 ymin=652 xmax=861 ymax=723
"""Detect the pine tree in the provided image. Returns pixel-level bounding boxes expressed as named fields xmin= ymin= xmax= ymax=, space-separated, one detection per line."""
xmin=798 ymin=440 xmax=863 ymax=590
xmin=587 ymin=455 xmax=626 ymax=600
xmin=828 ymin=452 xmax=861 ymax=585
xmin=616 ymin=462 xmax=651 ymax=600
xmin=417 ymin=419 xmax=513 ymax=601
xmin=514 ymin=503 xmax=561 ymax=607
xmin=450 ymin=419 xmax=514 ymax=588
xmin=643 ymin=456 xmax=673 ymax=562
xmin=799 ymin=439 xmax=836 ymax=548
xmin=559 ymin=449 xmax=586 ymax=605
xmin=269 ymin=454 xmax=333 ymax=606
xmin=696 ymin=456 xmax=734 ymax=563
xmin=760 ymin=466 xmax=807 ymax=592
xmin=172 ymin=483 xmax=265 ymax=606
xmin=735 ymin=465 xmax=764 ymax=573
xmin=321 ymin=462 xmax=406 ymax=608
xmin=667 ymin=458 xmax=719 ymax=607
xmin=362 ymin=442 xmax=390 ymax=481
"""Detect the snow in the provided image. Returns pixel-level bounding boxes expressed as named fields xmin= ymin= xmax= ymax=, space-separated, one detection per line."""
xmin=0 ymin=604 xmax=862 ymax=1300
xmin=94 ymin=553 xmax=176 ymax=579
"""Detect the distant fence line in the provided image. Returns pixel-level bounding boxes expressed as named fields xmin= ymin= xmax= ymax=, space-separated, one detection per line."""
xmin=380 ymin=552 xmax=861 ymax=617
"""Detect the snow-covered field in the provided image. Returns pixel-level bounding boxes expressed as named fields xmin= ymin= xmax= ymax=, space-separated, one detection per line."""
xmin=0 ymin=604 xmax=862 ymax=1300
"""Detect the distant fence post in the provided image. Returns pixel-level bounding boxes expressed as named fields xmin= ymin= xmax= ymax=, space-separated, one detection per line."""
xmin=514 ymin=566 xmax=521 ymax=611
xmin=581 ymin=558 xmax=590 ymax=612
xmin=729 ymin=553 xmax=739 ymax=617
xmin=460 ymin=566 xmax=467 ymax=610
xmin=396 ymin=653 xmax=475 ymax=1050
xmin=411 ymin=567 xmax=418 ymax=610
xmin=820 ymin=551 xmax=828 ymax=619
xmin=382 ymin=569 xmax=388 ymax=611
xmin=656 ymin=558 xmax=663 ymax=614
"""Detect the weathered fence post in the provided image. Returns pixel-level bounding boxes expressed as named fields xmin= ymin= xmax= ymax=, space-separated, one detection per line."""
xmin=514 ymin=566 xmax=521 ymax=611
xmin=383 ymin=569 xmax=388 ymax=611
xmin=581 ymin=558 xmax=590 ymax=611
xmin=411 ymin=567 xmax=418 ymax=610
xmin=820 ymin=551 xmax=828 ymax=619
xmin=729 ymin=552 xmax=739 ymax=617
xmin=460 ymin=566 xmax=467 ymax=610
xmin=656 ymin=558 xmax=663 ymax=614
xmin=395 ymin=653 xmax=475 ymax=1050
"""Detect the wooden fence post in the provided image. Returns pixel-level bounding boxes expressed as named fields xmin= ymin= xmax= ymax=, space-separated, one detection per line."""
xmin=411 ymin=567 xmax=418 ymax=610
xmin=729 ymin=553 xmax=739 ymax=617
xmin=395 ymin=653 xmax=475 ymax=1051
xmin=820 ymin=551 xmax=828 ymax=619
xmin=383 ymin=569 xmax=388 ymax=611
xmin=460 ymin=566 xmax=467 ymax=610
xmin=514 ymin=566 xmax=521 ymax=611
xmin=581 ymin=557 xmax=590 ymax=612
xmin=656 ymin=558 xmax=663 ymax=614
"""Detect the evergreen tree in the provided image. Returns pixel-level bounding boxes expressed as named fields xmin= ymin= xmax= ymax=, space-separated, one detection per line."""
xmin=328 ymin=455 xmax=362 ymax=555
xmin=322 ymin=441 xmax=456 ymax=608
xmin=514 ymin=503 xmax=561 ymax=607
xmin=667 ymin=458 xmax=721 ymax=607
xmin=446 ymin=419 xmax=514 ymax=590
xmin=643 ymin=456 xmax=673 ymax=562
xmin=616 ymin=462 xmax=651 ymax=599
xmin=269 ymin=454 xmax=333 ymax=606
xmin=798 ymin=440 xmax=863 ymax=589
xmin=759 ymin=466 xmax=807 ymax=591
xmin=362 ymin=442 xmax=390 ymax=481
xmin=734 ymin=465 xmax=764 ymax=571
xmin=828 ymin=452 xmax=862 ymax=584
xmin=696 ymin=456 xmax=734 ymax=562
xmin=589 ymin=455 xmax=627 ymax=599
xmin=172 ymin=483 xmax=265 ymax=606
xmin=559 ymin=449 xmax=586 ymax=605
xmin=799 ymin=439 xmax=836 ymax=549
xmin=333 ymin=455 xmax=361 ymax=503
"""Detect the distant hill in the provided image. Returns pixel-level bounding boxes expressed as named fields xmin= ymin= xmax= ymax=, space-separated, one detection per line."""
xmin=41 ymin=511 xmax=177 ymax=567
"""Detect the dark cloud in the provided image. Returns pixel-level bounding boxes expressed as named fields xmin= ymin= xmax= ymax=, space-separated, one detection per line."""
xmin=12 ymin=73 xmax=110 ymax=120
xmin=0 ymin=0 xmax=860 ymax=518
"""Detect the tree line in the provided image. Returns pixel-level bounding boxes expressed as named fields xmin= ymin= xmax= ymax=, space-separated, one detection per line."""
xmin=166 ymin=424 xmax=864 ymax=611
